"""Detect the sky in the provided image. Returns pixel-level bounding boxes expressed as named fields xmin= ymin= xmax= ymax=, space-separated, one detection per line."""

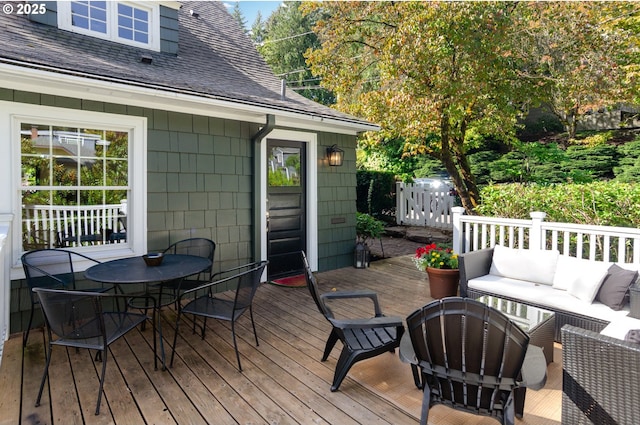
xmin=225 ymin=1 xmax=283 ymax=27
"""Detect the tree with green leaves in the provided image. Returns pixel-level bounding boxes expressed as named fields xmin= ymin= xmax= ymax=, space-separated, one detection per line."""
xmin=250 ymin=11 xmax=267 ymax=45
xmin=255 ymin=2 xmax=334 ymax=105
xmin=515 ymin=2 xmax=639 ymax=138
xmin=305 ymin=2 xmax=539 ymax=212
xmin=231 ymin=2 xmax=247 ymax=33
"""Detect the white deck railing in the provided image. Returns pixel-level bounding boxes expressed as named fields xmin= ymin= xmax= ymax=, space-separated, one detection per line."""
xmin=396 ymin=182 xmax=455 ymax=229
xmin=452 ymin=207 xmax=640 ymax=264
xmin=22 ymin=203 xmax=127 ymax=249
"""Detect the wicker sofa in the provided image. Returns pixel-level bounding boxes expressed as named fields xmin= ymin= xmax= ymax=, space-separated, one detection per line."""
xmin=561 ymin=325 xmax=640 ymax=424
xmin=459 ymin=246 xmax=639 ymax=341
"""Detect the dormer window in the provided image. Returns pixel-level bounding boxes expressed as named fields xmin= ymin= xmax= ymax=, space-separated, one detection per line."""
xmin=58 ymin=1 xmax=160 ymax=51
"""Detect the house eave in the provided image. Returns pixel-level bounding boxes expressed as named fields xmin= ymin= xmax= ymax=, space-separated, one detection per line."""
xmin=0 ymin=61 xmax=379 ymax=135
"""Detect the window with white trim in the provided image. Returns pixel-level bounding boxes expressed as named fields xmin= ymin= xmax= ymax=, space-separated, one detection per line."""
xmin=21 ymin=124 xmax=129 ymax=251
xmin=4 ymin=103 xmax=147 ymax=265
xmin=58 ymin=1 xmax=159 ymax=51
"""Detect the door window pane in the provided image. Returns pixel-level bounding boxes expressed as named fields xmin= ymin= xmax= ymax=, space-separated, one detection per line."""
xmin=268 ymin=146 xmax=301 ymax=187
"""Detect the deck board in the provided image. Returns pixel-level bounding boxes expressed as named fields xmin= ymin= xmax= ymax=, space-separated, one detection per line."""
xmin=1 ymin=255 xmax=561 ymax=425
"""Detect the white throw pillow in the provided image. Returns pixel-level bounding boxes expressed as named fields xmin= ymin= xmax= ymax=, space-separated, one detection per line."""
xmin=489 ymin=244 xmax=559 ymax=286
xmin=553 ymin=255 xmax=584 ymax=290
xmin=567 ymin=261 xmax=612 ymax=303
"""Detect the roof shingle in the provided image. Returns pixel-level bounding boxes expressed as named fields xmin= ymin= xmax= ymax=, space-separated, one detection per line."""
xmin=0 ymin=1 xmax=372 ymax=127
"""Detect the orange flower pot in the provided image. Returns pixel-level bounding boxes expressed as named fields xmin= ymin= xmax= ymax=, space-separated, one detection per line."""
xmin=426 ymin=267 xmax=459 ymax=299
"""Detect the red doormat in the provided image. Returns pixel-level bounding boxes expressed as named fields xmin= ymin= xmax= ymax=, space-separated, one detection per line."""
xmin=269 ymin=274 xmax=307 ymax=288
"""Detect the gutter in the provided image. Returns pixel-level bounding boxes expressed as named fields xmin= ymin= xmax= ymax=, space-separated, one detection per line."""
xmin=0 ymin=59 xmax=379 ymax=134
xmin=251 ymin=115 xmax=276 ymax=265
xmin=251 ymin=114 xmax=276 ymax=143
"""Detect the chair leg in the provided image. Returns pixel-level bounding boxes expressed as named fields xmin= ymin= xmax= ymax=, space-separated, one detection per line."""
xmin=504 ymin=393 xmax=516 ymax=425
xmin=35 ymin=342 xmax=53 ymax=407
xmin=322 ymin=329 xmax=339 ymax=361
xmin=94 ymin=349 xmax=108 ymax=415
xmin=170 ymin=311 xmax=181 ymax=368
xmin=231 ymin=320 xmax=242 ymax=372
xmin=249 ymin=306 xmax=259 ymax=346
xmin=513 ymin=387 xmax=525 ymax=419
xmin=23 ymin=304 xmax=36 ymax=347
xmin=330 ymin=348 xmax=357 ymax=392
xmin=420 ymin=384 xmax=431 ymax=425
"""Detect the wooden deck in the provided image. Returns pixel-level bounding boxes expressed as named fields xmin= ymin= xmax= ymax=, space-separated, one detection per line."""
xmin=0 ymin=255 xmax=562 ymax=425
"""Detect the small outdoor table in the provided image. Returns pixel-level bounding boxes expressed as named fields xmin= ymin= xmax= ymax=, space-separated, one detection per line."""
xmin=85 ymin=254 xmax=212 ymax=369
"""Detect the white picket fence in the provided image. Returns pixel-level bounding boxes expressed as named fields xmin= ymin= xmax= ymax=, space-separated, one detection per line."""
xmin=452 ymin=207 xmax=640 ymax=264
xmin=22 ymin=203 xmax=127 ymax=249
xmin=395 ymin=182 xmax=455 ymax=229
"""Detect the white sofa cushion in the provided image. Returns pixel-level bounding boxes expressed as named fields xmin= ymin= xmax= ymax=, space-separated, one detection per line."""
xmin=468 ymin=275 xmax=630 ymax=323
xmin=553 ymin=255 xmax=582 ymax=290
xmin=489 ymin=245 xmax=559 ymax=286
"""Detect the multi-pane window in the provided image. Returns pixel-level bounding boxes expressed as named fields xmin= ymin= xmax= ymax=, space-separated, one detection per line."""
xmin=20 ymin=124 xmax=129 ymax=251
xmin=117 ymin=3 xmax=148 ymax=44
xmin=71 ymin=1 xmax=107 ymax=34
xmin=59 ymin=1 xmax=158 ymax=50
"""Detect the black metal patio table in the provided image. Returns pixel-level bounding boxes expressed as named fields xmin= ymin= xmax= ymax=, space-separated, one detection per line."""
xmin=84 ymin=254 xmax=212 ymax=369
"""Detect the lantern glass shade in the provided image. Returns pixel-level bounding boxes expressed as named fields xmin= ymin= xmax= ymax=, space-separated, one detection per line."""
xmin=353 ymin=242 xmax=370 ymax=268
xmin=327 ymin=144 xmax=344 ymax=166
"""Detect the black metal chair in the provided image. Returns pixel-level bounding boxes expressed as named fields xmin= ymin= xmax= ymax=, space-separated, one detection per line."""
xmin=21 ymin=248 xmax=111 ymax=347
xmin=170 ymin=260 xmax=268 ymax=371
xmin=301 ymin=251 xmax=405 ymax=392
xmin=401 ymin=297 xmax=547 ymax=425
xmin=32 ymin=287 xmax=155 ymax=415
xmin=162 ymin=237 xmax=216 ymax=297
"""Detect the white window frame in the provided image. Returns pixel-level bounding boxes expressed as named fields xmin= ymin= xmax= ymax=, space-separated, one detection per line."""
xmin=261 ymin=129 xmax=318 ymax=272
xmin=57 ymin=1 xmax=161 ymax=51
xmin=0 ymin=101 xmax=147 ymax=278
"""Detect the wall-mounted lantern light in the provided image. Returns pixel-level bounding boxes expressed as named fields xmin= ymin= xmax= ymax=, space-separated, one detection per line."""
xmin=326 ymin=144 xmax=344 ymax=166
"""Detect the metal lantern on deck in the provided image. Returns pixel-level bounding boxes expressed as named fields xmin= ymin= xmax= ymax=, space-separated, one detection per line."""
xmin=354 ymin=241 xmax=370 ymax=268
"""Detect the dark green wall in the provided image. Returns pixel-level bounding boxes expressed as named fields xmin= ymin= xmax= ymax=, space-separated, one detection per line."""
xmin=316 ymin=132 xmax=358 ymax=271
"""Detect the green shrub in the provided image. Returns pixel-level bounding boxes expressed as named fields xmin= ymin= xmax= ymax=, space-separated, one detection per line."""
xmin=356 ymin=212 xmax=385 ymax=242
xmin=476 ymin=181 xmax=640 ymax=228
xmin=356 ymin=170 xmax=396 ymax=221
xmin=614 ymin=139 xmax=640 ymax=182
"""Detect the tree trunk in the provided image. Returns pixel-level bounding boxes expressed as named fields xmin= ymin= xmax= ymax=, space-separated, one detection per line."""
xmin=439 ymin=109 xmax=480 ymax=214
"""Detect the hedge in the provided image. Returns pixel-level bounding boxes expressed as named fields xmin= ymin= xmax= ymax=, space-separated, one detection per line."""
xmin=476 ymin=182 xmax=640 ymax=228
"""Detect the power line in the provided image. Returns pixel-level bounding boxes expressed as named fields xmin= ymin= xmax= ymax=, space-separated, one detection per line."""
xmin=259 ymin=31 xmax=314 ymax=46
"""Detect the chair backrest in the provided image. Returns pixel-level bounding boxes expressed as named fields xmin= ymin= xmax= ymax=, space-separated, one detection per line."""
xmin=212 ymin=261 xmax=268 ymax=310
xmin=164 ymin=238 xmax=215 ymax=277
xmin=406 ymin=297 xmax=529 ymax=410
xmin=33 ymin=287 xmax=104 ymax=342
xmin=233 ymin=260 xmax=268 ymax=310
xmin=301 ymin=251 xmax=332 ymax=319
xmin=22 ymin=249 xmax=96 ymax=290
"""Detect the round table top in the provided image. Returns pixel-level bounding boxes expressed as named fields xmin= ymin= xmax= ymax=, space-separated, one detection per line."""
xmin=84 ymin=254 xmax=212 ymax=284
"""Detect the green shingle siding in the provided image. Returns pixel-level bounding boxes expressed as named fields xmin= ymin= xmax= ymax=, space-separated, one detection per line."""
xmin=8 ymin=91 xmax=359 ymax=332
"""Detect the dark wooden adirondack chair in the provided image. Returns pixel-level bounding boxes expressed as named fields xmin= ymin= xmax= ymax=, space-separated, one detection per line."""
xmin=401 ymin=297 xmax=547 ymax=425
xmin=301 ymin=251 xmax=404 ymax=392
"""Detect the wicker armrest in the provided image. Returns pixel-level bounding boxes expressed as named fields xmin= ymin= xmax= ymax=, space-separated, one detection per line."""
xmin=458 ymin=247 xmax=494 ymax=297
xmin=562 ymin=324 xmax=640 ymax=424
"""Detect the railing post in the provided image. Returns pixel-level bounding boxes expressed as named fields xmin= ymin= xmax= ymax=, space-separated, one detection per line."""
xmin=396 ymin=182 xmax=404 ymax=225
xmin=529 ymin=211 xmax=546 ymax=250
xmin=452 ymin=207 xmax=465 ymax=254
